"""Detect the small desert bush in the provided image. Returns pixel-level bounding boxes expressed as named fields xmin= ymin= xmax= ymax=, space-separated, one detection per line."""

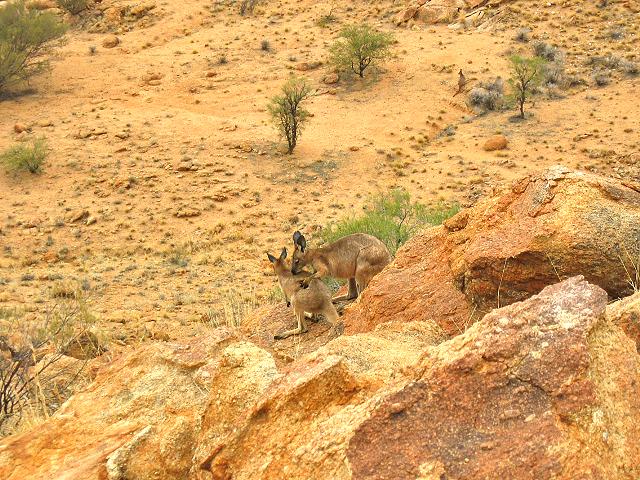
xmin=532 ymin=41 xmax=563 ymax=63
xmin=0 ymin=297 xmax=99 ymax=435
xmin=468 ymin=77 xmax=504 ymax=112
xmin=592 ymin=69 xmax=611 ymax=86
xmin=56 ymin=0 xmax=89 ymax=14
xmin=316 ymin=10 xmax=337 ymax=28
xmin=515 ymin=28 xmax=531 ymax=43
xmin=268 ymin=76 xmax=312 ymax=154
xmin=0 ymin=137 xmax=47 ymax=174
xmin=321 ymin=189 xmax=459 ymax=256
xmin=0 ymin=1 xmax=67 ymax=94
xmin=260 ymin=39 xmax=271 ymax=52
xmin=329 ymin=24 xmax=394 ymax=78
xmin=588 ymin=54 xmax=639 ymax=76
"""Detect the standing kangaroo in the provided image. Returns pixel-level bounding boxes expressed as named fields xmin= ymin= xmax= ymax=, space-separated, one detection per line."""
xmin=267 ymin=247 xmax=339 ymax=340
xmin=291 ymin=231 xmax=391 ymax=300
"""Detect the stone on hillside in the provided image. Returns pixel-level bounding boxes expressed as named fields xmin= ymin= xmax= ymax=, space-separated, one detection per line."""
xmin=102 ymin=35 xmax=120 ymax=48
xmin=483 ymin=134 xmax=508 ymax=151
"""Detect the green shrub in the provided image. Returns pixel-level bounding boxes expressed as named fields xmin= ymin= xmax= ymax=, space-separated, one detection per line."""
xmin=0 ymin=1 xmax=67 ymax=94
xmin=329 ymin=24 xmax=394 ymax=78
xmin=267 ymin=76 xmax=312 ymax=154
xmin=56 ymin=0 xmax=89 ymax=15
xmin=0 ymin=137 xmax=48 ymax=174
xmin=508 ymin=55 xmax=546 ymax=118
xmin=321 ymin=189 xmax=459 ymax=255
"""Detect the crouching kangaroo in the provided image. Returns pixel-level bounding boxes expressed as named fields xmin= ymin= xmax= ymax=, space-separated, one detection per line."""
xmin=267 ymin=247 xmax=339 ymax=340
xmin=291 ymin=231 xmax=391 ymax=300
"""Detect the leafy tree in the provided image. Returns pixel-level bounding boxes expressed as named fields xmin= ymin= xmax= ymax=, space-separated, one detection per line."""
xmin=0 ymin=0 xmax=67 ymax=94
xmin=268 ymin=77 xmax=312 ymax=154
xmin=329 ymin=24 xmax=394 ymax=78
xmin=508 ymin=55 xmax=546 ymax=119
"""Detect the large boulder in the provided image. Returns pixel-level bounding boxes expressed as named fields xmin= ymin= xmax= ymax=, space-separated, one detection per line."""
xmin=345 ymin=166 xmax=640 ymax=336
xmin=200 ymin=320 xmax=447 ymax=479
xmin=347 ymin=277 xmax=640 ymax=479
xmin=2 ymin=278 xmax=639 ymax=479
xmin=0 ymin=329 xmax=279 ymax=480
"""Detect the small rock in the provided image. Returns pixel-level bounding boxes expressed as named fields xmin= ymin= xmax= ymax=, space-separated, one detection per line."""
xmin=66 ymin=209 xmax=89 ymax=223
xmin=483 ymin=135 xmax=508 ymax=152
xmin=102 ymin=35 xmax=120 ymax=49
xmin=322 ymin=73 xmax=339 ymax=85
xmin=14 ymin=123 xmax=28 ymax=134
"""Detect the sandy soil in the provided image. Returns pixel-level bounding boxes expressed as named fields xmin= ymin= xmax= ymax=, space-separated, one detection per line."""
xmin=0 ymin=0 xmax=638 ymax=344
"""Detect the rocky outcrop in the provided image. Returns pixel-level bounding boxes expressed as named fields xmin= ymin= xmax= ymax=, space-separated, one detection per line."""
xmin=1 ymin=277 xmax=639 ymax=479
xmin=347 ymin=277 xmax=640 ymax=479
xmin=345 ymin=166 xmax=640 ymax=336
xmin=200 ymin=319 xmax=446 ymax=480
xmin=0 ymin=328 xmax=278 ymax=480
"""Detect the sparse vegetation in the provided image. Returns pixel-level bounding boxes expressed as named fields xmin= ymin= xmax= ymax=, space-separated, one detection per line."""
xmin=239 ymin=0 xmax=260 ymax=15
xmin=468 ymin=77 xmax=504 ymax=112
xmin=316 ymin=6 xmax=337 ymax=28
xmin=321 ymin=189 xmax=459 ymax=255
xmin=56 ymin=0 xmax=89 ymax=15
xmin=260 ymin=39 xmax=271 ymax=52
xmin=267 ymin=76 xmax=312 ymax=154
xmin=329 ymin=24 xmax=394 ymax=78
xmin=0 ymin=298 xmax=98 ymax=435
xmin=515 ymin=28 xmax=531 ymax=43
xmin=593 ymin=69 xmax=611 ymax=87
xmin=587 ymin=54 xmax=638 ymax=76
xmin=0 ymin=1 xmax=67 ymax=94
xmin=508 ymin=55 xmax=546 ymax=119
xmin=202 ymin=288 xmax=260 ymax=328
xmin=0 ymin=138 xmax=48 ymax=174
xmin=532 ymin=41 xmax=563 ymax=63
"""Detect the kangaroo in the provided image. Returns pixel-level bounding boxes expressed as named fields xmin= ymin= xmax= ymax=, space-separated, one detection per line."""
xmin=267 ymin=247 xmax=339 ymax=340
xmin=291 ymin=231 xmax=391 ymax=301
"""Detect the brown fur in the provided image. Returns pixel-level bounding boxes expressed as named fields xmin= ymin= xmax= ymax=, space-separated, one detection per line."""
xmin=267 ymin=248 xmax=339 ymax=340
xmin=291 ymin=232 xmax=391 ymax=300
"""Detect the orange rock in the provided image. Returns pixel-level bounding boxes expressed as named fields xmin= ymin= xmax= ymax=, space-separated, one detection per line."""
xmin=102 ymin=35 xmax=120 ymax=48
xmin=347 ymin=277 xmax=640 ymax=480
xmin=344 ymin=166 xmax=640 ymax=336
xmin=483 ymin=134 xmax=508 ymax=151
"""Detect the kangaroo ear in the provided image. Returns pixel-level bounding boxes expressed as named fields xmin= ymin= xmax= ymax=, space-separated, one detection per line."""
xmin=267 ymin=253 xmax=277 ymax=263
xmin=293 ymin=231 xmax=306 ymax=252
xmin=280 ymin=247 xmax=287 ymax=260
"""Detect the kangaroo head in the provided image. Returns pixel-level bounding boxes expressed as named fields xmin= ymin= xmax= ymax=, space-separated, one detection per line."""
xmin=291 ymin=231 xmax=310 ymax=274
xmin=267 ymin=247 xmax=288 ymax=274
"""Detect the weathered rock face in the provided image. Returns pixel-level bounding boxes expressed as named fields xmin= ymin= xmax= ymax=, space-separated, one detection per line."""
xmin=1 ymin=277 xmax=639 ymax=479
xmin=345 ymin=166 xmax=640 ymax=336
xmin=347 ymin=277 xmax=640 ymax=480
xmin=201 ymin=320 xmax=447 ymax=480
xmin=0 ymin=329 xmax=278 ymax=480
xmin=607 ymin=290 xmax=640 ymax=352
